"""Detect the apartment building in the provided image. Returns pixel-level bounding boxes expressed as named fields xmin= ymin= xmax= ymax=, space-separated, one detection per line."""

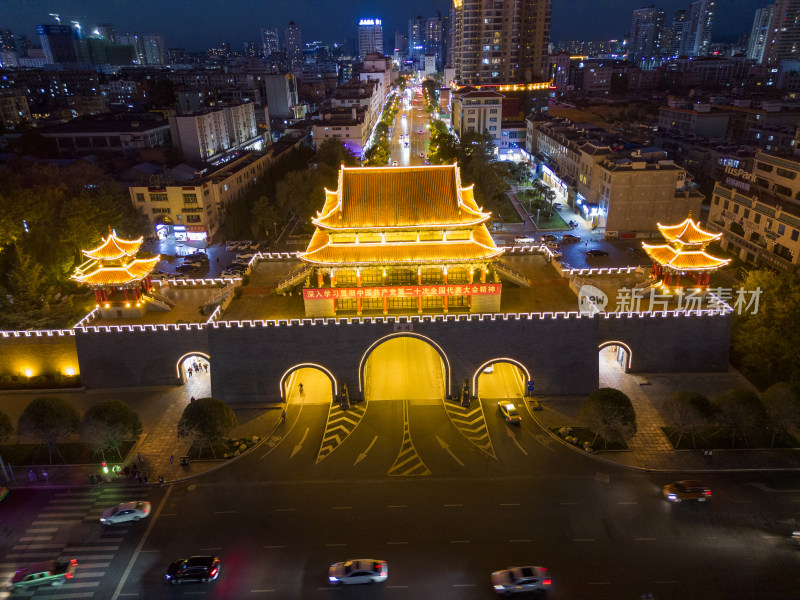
xmin=169 ymin=103 xmax=260 ymax=164
xmin=451 ymin=89 xmax=504 ymax=139
xmin=310 ymin=106 xmax=370 ymax=156
xmin=39 ymin=112 xmax=170 ymax=156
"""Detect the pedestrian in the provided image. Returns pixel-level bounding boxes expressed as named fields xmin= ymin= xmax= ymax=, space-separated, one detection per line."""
xmin=216 ymin=257 xmax=220 ymax=263
xmin=89 ymin=474 xmax=95 ymax=486
xmin=281 ymin=407 xmax=287 ymax=422
xmin=28 ymin=469 xmax=36 ymax=482
xmin=97 ymin=472 xmax=103 ymax=484
xmin=158 ymin=475 xmax=164 ymax=486
xmin=187 ymin=368 xmax=192 ymax=378
xmin=169 ymin=454 xmax=174 ymax=466
xmin=203 ymin=363 xmax=208 ymax=373
xmin=137 ymin=474 xmax=143 ymax=484
xmin=41 ymin=469 xmax=48 ymax=482
xmin=190 ymin=396 xmax=195 ymax=403
xmin=137 ymin=451 xmax=143 ymax=464
xmin=143 ymin=472 xmax=148 ymax=484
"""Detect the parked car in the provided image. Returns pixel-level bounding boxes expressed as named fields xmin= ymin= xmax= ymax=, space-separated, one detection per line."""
xmin=545 ymin=241 xmax=560 ymax=250
xmin=175 ymin=262 xmax=202 ymax=273
xmin=236 ymin=252 xmax=255 ymax=260
xmin=515 ymin=235 xmax=536 ymax=244
xmin=165 ymin=556 xmax=221 ymax=585
xmin=498 ymin=402 xmax=521 ymax=424
xmin=662 ymin=480 xmax=711 ymax=502
xmin=237 ymin=242 xmax=252 ymax=251
xmin=586 ymin=249 xmax=609 ymax=257
xmin=10 ymin=559 xmax=78 ymax=591
xmin=225 ymin=242 xmax=240 ymax=252
xmin=491 ymin=566 xmax=551 ymax=595
xmin=328 ymin=559 xmax=388 ymax=585
xmin=99 ymin=501 xmax=151 ymax=525
xmin=185 ymin=252 xmax=208 ymax=262
xmin=541 ymin=234 xmax=558 ymax=242
xmin=561 ymin=234 xmax=580 ymax=243
xmin=626 ymin=246 xmax=646 ymax=257
xmin=552 ymin=202 xmax=562 ymax=209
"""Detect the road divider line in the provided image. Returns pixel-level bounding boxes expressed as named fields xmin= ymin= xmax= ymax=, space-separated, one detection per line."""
xmin=326 ymin=543 xmax=347 ymax=547
xmin=560 ymin=502 xmax=578 ymax=505
xmin=250 ymin=590 xmax=275 ymax=593
xmin=387 ymin=505 xmax=407 ymax=508
xmin=499 ymin=503 xmax=520 ymax=506
xmin=509 ymin=539 xmax=532 ymax=543
xmin=264 ymin=545 xmax=286 ymax=549
xmin=387 ymin=541 xmax=408 ymax=545
xmin=635 ymin=538 xmax=656 ymax=541
xmin=588 ymin=581 xmax=611 ymax=585
xmin=444 ymin=503 xmax=463 ymax=507
xmin=110 ymin=485 xmax=173 ymax=600
xmin=618 ymin=501 xmax=638 ymax=505
xmin=274 ymin=508 xmax=295 ymax=512
xmin=655 ymin=580 xmax=679 ymax=584
xmin=214 ymin=510 xmax=235 ymax=514
xmin=331 ymin=506 xmax=352 ymax=510
xmin=572 ymin=538 xmax=594 ymax=542
xmin=386 ymin=585 xmax=409 ymax=588
xmin=450 ymin=540 xmax=471 ymax=544
xmin=453 ymin=584 xmax=476 ymax=587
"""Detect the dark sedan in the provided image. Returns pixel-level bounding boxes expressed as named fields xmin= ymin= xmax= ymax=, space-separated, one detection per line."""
xmin=586 ymin=249 xmax=609 ymax=257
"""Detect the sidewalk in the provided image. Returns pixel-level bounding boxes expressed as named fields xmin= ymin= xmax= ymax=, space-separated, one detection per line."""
xmin=1 ymin=377 xmax=285 ymax=490
xmin=531 ymin=351 xmax=800 ymax=473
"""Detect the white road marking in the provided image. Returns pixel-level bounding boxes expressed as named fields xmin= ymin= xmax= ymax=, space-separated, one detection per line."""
xmin=159 ymin=513 xmax=177 ymax=516
xmin=560 ymin=502 xmax=579 ymax=505
xmin=655 ymin=580 xmax=679 ymax=584
xmin=509 ymin=539 xmax=532 ymax=543
xmin=264 ymin=545 xmax=286 ymax=549
xmin=387 ymin=505 xmax=407 ymax=508
xmin=635 ymin=538 xmax=656 ymax=541
xmin=274 ymin=508 xmax=295 ymax=512
xmin=618 ymin=501 xmax=638 ymax=505
xmin=444 ymin=503 xmax=463 ymax=507
xmin=199 ymin=547 xmax=223 ymax=551
xmin=386 ymin=585 xmax=409 ymax=588
xmin=326 ymin=543 xmax=347 ymax=547
xmin=453 ymin=584 xmax=476 ymax=587
xmin=572 ymin=538 xmax=594 ymax=542
xmin=588 ymin=581 xmax=611 ymax=585
xmin=499 ymin=503 xmax=520 ymax=506
xmin=18 ymin=536 xmax=53 ymax=541
xmin=214 ymin=510 xmax=235 ymax=514
xmin=387 ymin=541 xmax=408 ymax=545
xmin=506 ymin=427 xmax=528 ymax=455
xmin=331 ymin=506 xmax=352 ymax=510
xmin=354 ymin=435 xmax=378 ymax=466
xmin=435 ymin=434 xmax=464 ymax=466
xmin=450 ymin=540 xmax=471 ymax=544
xmin=250 ymin=590 xmax=276 ymax=593
xmin=64 ymin=546 xmax=120 ymax=551
xmin=291 ymin=427 xmax=310 ymax=459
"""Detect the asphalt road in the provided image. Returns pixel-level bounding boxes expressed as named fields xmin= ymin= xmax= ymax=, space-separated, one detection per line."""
xmin=389 ymin=88 xmax=430 ymax=167
xmin=4 ymin=376 xmax=800 ymax=599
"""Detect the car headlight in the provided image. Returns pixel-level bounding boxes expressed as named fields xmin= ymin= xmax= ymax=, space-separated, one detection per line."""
xmin=165 ymin=575 xmax=171 ymax=580
xmin=494 ymin=584 xmax=505 ymax=591
xmin=668 ymin=493 xmax=677 ymax=501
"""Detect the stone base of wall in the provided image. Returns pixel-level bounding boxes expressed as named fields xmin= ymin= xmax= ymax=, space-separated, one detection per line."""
xmin=471 ymin=294 xmax=501 ymax=313
xmin=305 ymin=298 xmax=335 ymax=317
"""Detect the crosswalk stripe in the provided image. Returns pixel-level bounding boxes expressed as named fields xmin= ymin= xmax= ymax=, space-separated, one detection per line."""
xmin=5 ymin=553 xmax=61 ymax=559
xmin=64 ymin=546 xmax=120 ymax=552
xmin=11 ymin=544 xmax=62 ymax=550
xmin=31 ymin=520 xmax=78 ymax=525
xmin=58 ymin=554 xmax=114 ymax=561
xmin=18 ymin=536 xmax=53 ymax=541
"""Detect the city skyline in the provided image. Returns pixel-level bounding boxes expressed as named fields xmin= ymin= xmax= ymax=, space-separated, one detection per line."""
xmin=2 ymin=0 xmax=772 ymax=52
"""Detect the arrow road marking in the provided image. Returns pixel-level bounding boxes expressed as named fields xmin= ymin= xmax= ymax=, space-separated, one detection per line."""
xmin=353 ymin=435 xmax=378 ymax=466
xmin=506 ymin=427 xmax=528 ymax=455
xmin=291 ymin=428 xmax=309 ymax=458
xmin=435 ymin=434 xmax=464 ymax=467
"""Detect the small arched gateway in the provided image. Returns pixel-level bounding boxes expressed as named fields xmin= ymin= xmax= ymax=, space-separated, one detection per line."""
xmin=279 ymin=363 xmax=337 ymax=404
xmin=176 ymin=352 xmax=211 ymax=384
xmin=598 ymin=340 xmax=633 ymax=373
xmin=471 ymin=358 xmax=531 ymax=399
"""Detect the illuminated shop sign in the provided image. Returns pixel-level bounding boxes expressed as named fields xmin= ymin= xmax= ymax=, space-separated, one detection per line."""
xmin=303 ymin=284 xmax=502 ymax=300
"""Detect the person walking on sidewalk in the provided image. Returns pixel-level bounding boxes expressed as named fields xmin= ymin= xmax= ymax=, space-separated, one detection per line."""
xmin=158 ymin=475 xmax=164 ymax=486
xmin=89 ymin=474 xmax=95 ymax=486
xmin=281 ymin=406 xmax=287 ymax=422
xmin=137 ymin=451 xmax=142 ymax=464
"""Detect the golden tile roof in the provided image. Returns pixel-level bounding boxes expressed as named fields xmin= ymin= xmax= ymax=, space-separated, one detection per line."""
xmin=82 ymin=230 xmax=145 ymax=260
xmin=71 ymin=256 xmax=161 ymax=286
xmin=313 ymin=164 xmax=490 ymax=231
xmin=657 ymin=217 xmax=721 ymax=245
xmin=299 ymin=225 xmax=503 ymax=267
xmin=642 ymin=244 xmax=731 ymax=271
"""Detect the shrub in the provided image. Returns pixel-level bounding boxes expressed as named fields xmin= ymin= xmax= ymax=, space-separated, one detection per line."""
xmin=712 ymin=387 xmax=766 ymax=448
xmin=578 ymin=388 xmax=637 ymax=449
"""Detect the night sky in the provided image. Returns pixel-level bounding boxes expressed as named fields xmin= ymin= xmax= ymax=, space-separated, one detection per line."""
xmin=2 ymin=0 xmax=771 ymax=51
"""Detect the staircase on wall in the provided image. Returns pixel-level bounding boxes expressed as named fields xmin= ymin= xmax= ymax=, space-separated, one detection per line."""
xmin=276 ymin=264 xmax=313 ymax=295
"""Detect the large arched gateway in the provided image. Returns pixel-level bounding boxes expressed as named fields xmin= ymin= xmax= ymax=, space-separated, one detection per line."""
xmin=359 ymin=333 xmax=449 ymax=401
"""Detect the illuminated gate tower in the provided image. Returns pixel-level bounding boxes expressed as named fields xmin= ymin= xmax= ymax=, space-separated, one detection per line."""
xmin=71 ymin=229 xmax=162 ymax=318
xmin=642 ymin=216 xmax=730 ymax=288
xmin=298 ymin=164 xmax=505 ymax=317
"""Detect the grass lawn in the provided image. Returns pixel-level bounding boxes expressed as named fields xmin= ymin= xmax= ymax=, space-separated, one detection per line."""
xmin=0 ymin=440 xmax=136 ymax=466
xmin=486 ymin=193 xmax=522 ymax=223
xmin=535 ymin=210 xmax=570 ymax=230
xmin=661 ymin=426 xmax=800 ymax=450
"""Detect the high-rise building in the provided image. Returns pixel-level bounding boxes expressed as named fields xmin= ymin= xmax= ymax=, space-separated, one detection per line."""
xmin=684 ymin=0 xmax=715 ymax=56
xmin=285 ymin=21 xmax=303 ymax=70
xmin=394 ymin=31 xmax=408 ymax=59
xmin=37 ymin=24 xmax=78 ymax=64
xmin=762 ymin=0 xmax=800 ymax=64
xmin=408 ymin=16 xmax=425 ymax=66
xmin=668 ymin=10 xmax=687 ymax=56
xmin=747 ymin=5 xmax=774 ymax=62
xmin=358 ymin=18 xmax=383 ymax=57
xmin=425 ymin=13 xmax=445 ymax=70
xmin=261 ymin=27 xmax=279 ymax=57
xmin=629 ymin=6 xmax=665 ymax=64
xmin=97 ymin=23 xmax=117 ymax=43
xmin=450 ymin=0 xmax=551 ymax=85
xmin=142 ymin=35 xmax=165 ymax=65
xmin=1 ymin=29 xmax=16 ymax=52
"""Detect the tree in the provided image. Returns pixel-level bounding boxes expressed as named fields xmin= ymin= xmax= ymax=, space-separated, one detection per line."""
xmin=274 ymin=169 xmax=327 ymax=221
xmin=760 ymin=382 xmax=800 ymax=447
xmin=79 ymin=400 xmax=143 ymax=460
xmin=316 ymin=138 xmax=359 ymax=170
xmin=578 ymin=388 xmax=637 ymax=449
xmin=712 ymin=387 xmax=766 ymax=448
xmin=17 ymin=397 xmax=80 ymax=463
xmin=177 ymin=397 xmax=238 ymax=458
xmin=363 ymin=143 xmax=390 ymax=167
xmin=0 ymin=408 xmax=13 ymax=443
xmin=662 ymin=390 xmax=712 ymax=448
xmin=730 ymin=269 xmax=800 ymax=389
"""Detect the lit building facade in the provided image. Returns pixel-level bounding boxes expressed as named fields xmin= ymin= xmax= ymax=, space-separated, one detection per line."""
xmin=450 ymin=0 xmax=551 ymax=85
xmin=358 ymin=19 xmax=383 ymax=57
xmin=284 ymin=21 xmax=303 ymax=70
xmin=298 ymin=164 xmax=504 ymax=317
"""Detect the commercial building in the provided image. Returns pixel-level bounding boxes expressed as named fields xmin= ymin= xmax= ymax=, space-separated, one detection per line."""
xmin=747 ymin=5 xmax=774 ymax=62
xmin=709 ymin=149 xmax=800 ymax=273
xmin=262 ymin=73 xmax=299 ymax=119
xmin=0 ymin=95 xmax=31 ymax=129
xmin=450 ymin=0 xmax=551 ymax=85
xmin=261 ymin=27 xmax=279 ymax=57
xmin=658 ymin=98 xmax=730 ymax=138
xmin=169 ymin=103 xmax=260 ymax=164
xmin=129 ymin=150 xmax=276 ymax=243
xmin=36 ymin=24 xmax=78 ymax=64
xmin=358 ymin=19 xmax=383 ymax=57
xmin=684 ymin=0 xmax=716 ymax=57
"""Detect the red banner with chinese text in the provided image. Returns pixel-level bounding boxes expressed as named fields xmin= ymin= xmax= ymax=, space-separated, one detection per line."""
xmin=302 ymin=284 xmax=502 ymax=301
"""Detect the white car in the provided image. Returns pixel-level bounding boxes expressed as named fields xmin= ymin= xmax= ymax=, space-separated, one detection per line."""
xmin=99 ymin=501 xmax=151 ymax=526
xmin=236 ymin=252 xmax=255 ymax=260
xmin=515 ymin=235 xmax=536 ymax=244
xmin=492 ymin=566 xmax=551 ymax=595
xmin=328 ymin=559 xmax=388 ymax=585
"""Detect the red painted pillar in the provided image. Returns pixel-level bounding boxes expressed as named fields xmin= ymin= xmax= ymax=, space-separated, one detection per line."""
xmin=356 ymin=297 xmax=362 ymax=315
xmin=443 ymin=293 xmax=448 ymax=313
xmin=383 ymin=297 xmax=388 ymax=315
xmin=124 ymin=288 xmax=129 ymax=301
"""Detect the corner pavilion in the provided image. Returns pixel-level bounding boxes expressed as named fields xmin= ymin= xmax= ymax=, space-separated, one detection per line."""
xmin=642 ymin=216 xmax=731 ymax=288
xmin=71 ymin=229 xmax=163 ymax=318
xmin=298 ymin=164 xmax=505 ymax=317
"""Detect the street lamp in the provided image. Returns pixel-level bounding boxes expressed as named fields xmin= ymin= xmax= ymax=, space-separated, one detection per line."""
xmin=536 ymin=209 xmax=540 ymax=226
